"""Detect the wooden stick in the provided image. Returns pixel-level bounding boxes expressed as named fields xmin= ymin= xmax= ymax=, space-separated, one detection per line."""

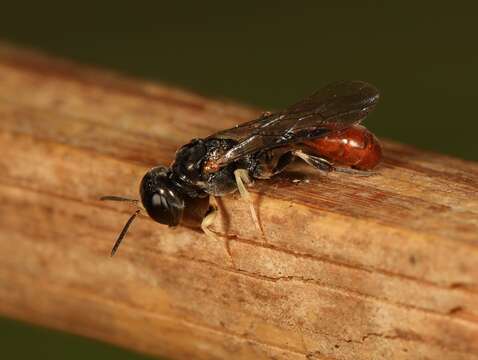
xmin=0 ymin=44 xmax=477 ymax=360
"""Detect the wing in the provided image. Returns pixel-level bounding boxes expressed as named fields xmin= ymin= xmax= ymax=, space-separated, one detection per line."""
xmin=209 ymin=80 xmax=380 ymax=167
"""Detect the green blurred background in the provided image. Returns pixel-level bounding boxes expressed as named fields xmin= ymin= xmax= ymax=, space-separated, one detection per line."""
xmin=0 ymin=1 xmax=477 ymax=359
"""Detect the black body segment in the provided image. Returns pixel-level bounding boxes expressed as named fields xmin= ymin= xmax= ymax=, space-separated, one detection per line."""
xmin=171 ymin=138 xmax=246 ymax=197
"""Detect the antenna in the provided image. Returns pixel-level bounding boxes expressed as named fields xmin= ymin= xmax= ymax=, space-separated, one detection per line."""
xmin=100 ymin=195 xmax=139 ymax=204
xmin=100 ymin=196 xmax=141 ymax=256
xmin=110 ymin=209 xmax=141 ymax=256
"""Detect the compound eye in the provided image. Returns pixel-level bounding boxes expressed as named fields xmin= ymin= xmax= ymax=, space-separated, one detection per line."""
xmin=140 ymin=167 xmax=185 ymax=226
xmin=144 ymin=188 xmax=184 ymax=226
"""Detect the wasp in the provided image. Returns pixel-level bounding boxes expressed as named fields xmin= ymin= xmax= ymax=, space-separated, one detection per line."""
xmin=102 ymin=81 xmax=382 ymax=256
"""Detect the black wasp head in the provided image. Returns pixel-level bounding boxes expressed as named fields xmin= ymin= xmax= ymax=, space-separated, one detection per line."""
xmin=140 ymin=166 xmax=185 ymax=227
xmin=101 ymin=166 xmax=185 ymax=256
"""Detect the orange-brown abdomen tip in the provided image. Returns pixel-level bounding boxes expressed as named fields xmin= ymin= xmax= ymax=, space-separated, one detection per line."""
xmin=303 ymin=125 xmax=382 ymax=170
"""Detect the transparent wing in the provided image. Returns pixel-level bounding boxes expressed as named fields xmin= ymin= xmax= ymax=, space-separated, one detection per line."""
xmin=209 ymin=80 xmax=380 ymax=167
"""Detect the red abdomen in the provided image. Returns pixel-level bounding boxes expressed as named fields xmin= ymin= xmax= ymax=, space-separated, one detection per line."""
xmin=303 ymin=125 xmax=382 ymax=170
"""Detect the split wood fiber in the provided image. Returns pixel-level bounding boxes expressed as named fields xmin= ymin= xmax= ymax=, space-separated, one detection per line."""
xmin=0 ymin=44 xmax=477 ymax=360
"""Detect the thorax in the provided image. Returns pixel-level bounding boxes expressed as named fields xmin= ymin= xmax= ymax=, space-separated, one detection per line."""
xmin=170 ymin=138 xmax=242 ymax=197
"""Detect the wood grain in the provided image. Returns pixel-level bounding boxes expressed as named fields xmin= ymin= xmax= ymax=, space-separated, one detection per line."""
xmin=0 ymin=44 xmax=477 ymax=360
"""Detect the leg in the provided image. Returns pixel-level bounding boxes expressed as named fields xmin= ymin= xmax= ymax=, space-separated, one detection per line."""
xmin=201 ymin=196 xmax=236 ymax=265
xmin=251 ymin=149 xmax=294 ymax=180
xmin=333 ymin=166 xmax=377 ymax=176
xmin=201 ymin=196 xmax=219 ymax=240
xmin=293 ymin=150 xmax=334 ymax=172
xmin=234 ymin=169 xmax=264 ymax=236
xmin=294 ymin=150 xmax=376 ymax=176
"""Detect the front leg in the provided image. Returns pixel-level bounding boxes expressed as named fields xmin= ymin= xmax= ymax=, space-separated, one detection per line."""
xmin=200 ymin=196 xmax=235 ymax=265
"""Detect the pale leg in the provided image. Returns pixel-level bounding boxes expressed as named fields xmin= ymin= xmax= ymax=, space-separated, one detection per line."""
xmin=234 ymin=169 xmax=264 ymax=236
xmin=293 ymin=150 xmax=376 ymax=176
xmin=201 ymin=196 xmax=219 ymax=240
xmin=292 ymin=150 xmax=334 ymax=172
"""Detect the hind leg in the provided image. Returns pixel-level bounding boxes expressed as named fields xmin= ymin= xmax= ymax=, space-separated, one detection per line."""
xmin=333 ymin=166 xmax=377 ymax=176
xmin=293 ymin=150 xmax=376 ymax=176
xmin=293 ymin=150 xmax=334 ymax=172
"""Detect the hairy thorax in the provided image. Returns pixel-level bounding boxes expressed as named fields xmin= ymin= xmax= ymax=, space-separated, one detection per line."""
xmin=171 ymin=138 xmax=243 ymax=197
